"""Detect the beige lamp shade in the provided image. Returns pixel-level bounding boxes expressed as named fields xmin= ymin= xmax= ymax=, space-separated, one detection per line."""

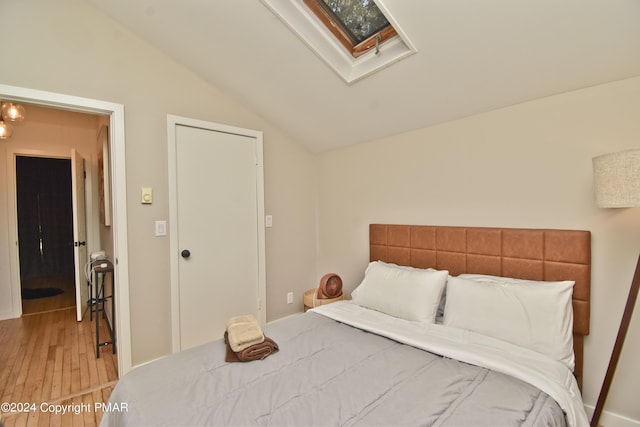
xmin=593 ymin=149 xmax=640 ymax=208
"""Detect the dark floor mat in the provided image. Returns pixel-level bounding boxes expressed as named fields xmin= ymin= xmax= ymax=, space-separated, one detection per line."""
xmin=21 ymin=287 xmax=64 ymax=300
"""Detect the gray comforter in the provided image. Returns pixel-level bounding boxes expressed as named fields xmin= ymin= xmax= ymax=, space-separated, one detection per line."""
xmin=102 ymin=311 xmax=568 ymax=427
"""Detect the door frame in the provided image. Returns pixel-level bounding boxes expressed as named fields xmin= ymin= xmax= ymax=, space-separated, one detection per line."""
xmin=167 ymin=114 xmax=266 ymax=353
xmin=0 ymin=83 xmax=132 ymax=376
xmin=14 ymin=154 xmax=86 ymax=319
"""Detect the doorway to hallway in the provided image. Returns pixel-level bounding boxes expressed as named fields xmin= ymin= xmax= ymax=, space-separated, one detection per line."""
xmin=16 ymin=156 xmax=77 ymax=315
xmin=0 ymin=82 xmax=131 ymax=376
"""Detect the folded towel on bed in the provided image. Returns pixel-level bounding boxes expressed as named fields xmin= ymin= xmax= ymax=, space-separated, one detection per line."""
xmin=224 ymin=331 xmax=279 ymax=363
xmin=226 ymin=315 xmax=265 ymax=352
xmin=226 ymin=314 xmax=258 ymax=330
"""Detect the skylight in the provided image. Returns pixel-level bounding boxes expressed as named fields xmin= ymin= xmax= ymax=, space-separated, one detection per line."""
xmin=261 ymin=0 xmax=416 ymax=84
xmin=304 ymin=0 xmax=398 ymax=58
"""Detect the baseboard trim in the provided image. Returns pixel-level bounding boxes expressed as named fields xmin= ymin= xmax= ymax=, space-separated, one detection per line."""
xmin=267 ymin=312 xmax=304 ymax=325
xmin=585 ymin=404 xmax=640 ymax=427
xmin=0 ymin=310 xmax=20 ymax=321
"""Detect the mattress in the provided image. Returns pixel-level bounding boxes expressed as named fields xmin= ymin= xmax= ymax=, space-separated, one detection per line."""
xmin=102 ymin=302 xmax=588 ymax=426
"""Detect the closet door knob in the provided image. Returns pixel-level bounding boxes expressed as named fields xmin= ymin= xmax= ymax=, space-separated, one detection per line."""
xmin=181 ymin=249 xmax=191 ymax=259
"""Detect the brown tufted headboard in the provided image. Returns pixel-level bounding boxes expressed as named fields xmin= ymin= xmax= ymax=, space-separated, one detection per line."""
xmin=369 ymin=224 xmax=591 ymax=390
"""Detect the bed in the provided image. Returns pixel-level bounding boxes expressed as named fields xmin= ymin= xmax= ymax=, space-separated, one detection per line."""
xmin=102 ymin=224 xmax=591 ymax=427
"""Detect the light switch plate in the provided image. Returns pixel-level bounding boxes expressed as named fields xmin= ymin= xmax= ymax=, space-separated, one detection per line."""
xmin=141 ymin=187 xmax=153 ymax=204
xmin=155 ymin=220 xmax=167 ymax=236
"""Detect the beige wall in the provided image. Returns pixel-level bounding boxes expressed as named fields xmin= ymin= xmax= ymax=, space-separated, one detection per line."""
xmin=0 ymin=0 xmax=317 ymax=364
xmin=316 ymin=76 xmax=640 ymax=424
xmin=2 ymin=0 xmax=640 ymax=424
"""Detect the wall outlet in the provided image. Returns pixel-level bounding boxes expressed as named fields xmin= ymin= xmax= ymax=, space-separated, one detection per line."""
xmin=287 ymin=292 xmax=293 ymax=304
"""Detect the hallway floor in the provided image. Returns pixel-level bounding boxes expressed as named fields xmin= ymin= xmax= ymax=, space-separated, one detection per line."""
xmin=0 ymin=301 xmax=118 ymax=426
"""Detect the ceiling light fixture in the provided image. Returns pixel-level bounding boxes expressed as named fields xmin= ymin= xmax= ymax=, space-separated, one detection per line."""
xmin=0 ymin=101 xmax=27 ymax=140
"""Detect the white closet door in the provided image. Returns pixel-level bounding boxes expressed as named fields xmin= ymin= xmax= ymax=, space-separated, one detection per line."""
xmin=172 ymin=122 xmax=263 ymax=351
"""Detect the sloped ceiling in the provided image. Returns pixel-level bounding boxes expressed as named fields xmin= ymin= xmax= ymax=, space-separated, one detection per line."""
xmin=88 ymin=0 xmax=640 ymax=152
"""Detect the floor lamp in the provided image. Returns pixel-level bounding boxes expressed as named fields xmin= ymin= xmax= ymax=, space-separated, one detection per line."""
xmin=591 ymin=149 xmax=640 ymax=427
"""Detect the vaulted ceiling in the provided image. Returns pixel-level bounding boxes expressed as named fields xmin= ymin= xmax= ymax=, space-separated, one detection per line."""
xmin=88 ymin=0 xmax=640 ymax=152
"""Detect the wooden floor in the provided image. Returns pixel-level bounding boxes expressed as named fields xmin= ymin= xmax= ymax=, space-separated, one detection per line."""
xmin=0 ymin=278 xmax=118 ymax=427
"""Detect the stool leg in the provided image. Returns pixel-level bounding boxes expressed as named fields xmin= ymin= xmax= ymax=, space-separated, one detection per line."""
xmin=96 ymin=272 xmax=101 ymax=358
xmin=96 ymin=297 xmax=100 ymax=358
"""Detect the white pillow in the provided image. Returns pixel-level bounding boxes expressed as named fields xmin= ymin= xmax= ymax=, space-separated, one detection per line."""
xmin=363 ymin=262 xmax=449 ymax=322
xmin=443 ymin=275 xmax=575 ymax=369
xmin=351 ymin=261 xmax=448 ymax=323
